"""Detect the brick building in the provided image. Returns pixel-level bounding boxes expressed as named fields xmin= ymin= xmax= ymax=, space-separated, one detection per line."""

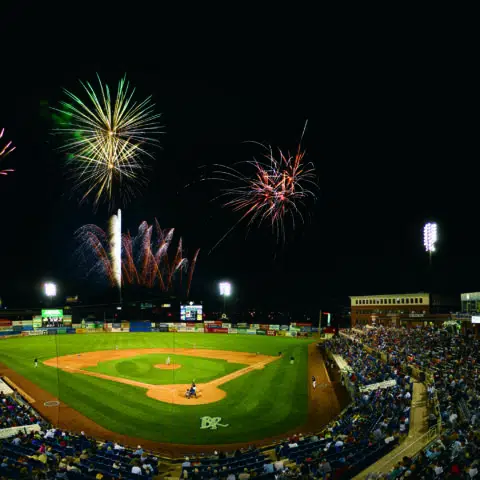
xmin=350 ymin=292 xmax=456 ymax=328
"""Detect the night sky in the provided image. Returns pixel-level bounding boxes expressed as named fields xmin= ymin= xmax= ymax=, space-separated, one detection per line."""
xmin=0 ymin=12 xmax=477 ymax=313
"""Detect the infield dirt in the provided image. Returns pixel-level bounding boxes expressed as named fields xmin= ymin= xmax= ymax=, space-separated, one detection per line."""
xmin=43 ymin=349 xmax=278 ymax=405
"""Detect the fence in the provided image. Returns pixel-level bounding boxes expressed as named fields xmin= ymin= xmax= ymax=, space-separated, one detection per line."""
xmin=0 ymin=424 xmax=41 ymax=440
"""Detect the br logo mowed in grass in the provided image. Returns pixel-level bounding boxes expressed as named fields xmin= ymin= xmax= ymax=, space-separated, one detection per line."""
xmin=200 ymin=416 xmax=229 ymax=430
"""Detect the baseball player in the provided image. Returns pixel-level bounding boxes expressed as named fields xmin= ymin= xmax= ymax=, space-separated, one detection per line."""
xmin=312 ymin=375 xmax=316 ymax=390
xmin=34 ymin=358 xmax=38 ymax=368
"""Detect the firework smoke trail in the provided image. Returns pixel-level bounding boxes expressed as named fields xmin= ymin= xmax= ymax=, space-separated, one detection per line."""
xmin=109 ymin=209 xmax=122 ymax=290
xmin=0 ymin=128 xmax=16 ymax=176
xmin=53 ymin=74 xmax=163 ymax=209
xmin=208 ymin=121 xmax=317 ymax=252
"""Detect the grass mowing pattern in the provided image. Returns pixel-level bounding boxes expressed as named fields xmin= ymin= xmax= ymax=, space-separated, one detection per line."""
xmin=87 ymin=354 xmax=247 ymax=385
xmin=0 ymin=333 xmax=313 ymax=444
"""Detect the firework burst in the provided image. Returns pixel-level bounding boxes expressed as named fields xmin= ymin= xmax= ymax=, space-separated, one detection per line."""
xmin=53 ymin=74 xmax=163 ymax=209
xmin=0 ymin=128 xmax=16 ymax=176
xmin=76 ymin=217 xmax=199 ymax=296
xmin=209 ymin=121 xmax=317 ymax=250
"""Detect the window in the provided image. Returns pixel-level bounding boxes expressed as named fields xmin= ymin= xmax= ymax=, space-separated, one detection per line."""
xmin=406 ymin=298 xmax=409 ymax=304
xmin=384 ymin=299 xmax=387 ymax=304
xmin=415 ymin=298 xmax=418 ymax=303
xmin=401 ymin=298 xmax=405 ymax=304
xmin=419 ymin=298 xmax=423 ymax=304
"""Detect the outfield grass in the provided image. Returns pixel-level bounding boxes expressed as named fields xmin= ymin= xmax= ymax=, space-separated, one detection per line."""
xmin=87 ymin=353 xmax=247 ymax=385
xmin=0 ymin=333 xmax=314 ymax=444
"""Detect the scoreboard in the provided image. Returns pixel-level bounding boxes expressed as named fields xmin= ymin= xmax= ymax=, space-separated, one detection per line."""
xmin=180 ymin=305 xmax=203 ymax=322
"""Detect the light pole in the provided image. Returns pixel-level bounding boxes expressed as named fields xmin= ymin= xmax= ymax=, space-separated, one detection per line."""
xmin=423 ymin=222 xmax=438 ymax=266
xmin=44 ymin=282 xmax=57 ymax=307
xmin=219 ymin=282 xmax=231 ymax=316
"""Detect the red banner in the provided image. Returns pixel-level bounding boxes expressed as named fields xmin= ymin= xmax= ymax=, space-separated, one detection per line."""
xmin=0 ymin=319 xmax=12 ymax=326
xmin=293 ymin=322 xmax=312 ymax=327
xmin=259 ymin=324 xmax=269 ymax=330
xmin=266 ymin=330 xmax=277 ymax=336
xmin=205 ymin=327 xmax=229 ymax=334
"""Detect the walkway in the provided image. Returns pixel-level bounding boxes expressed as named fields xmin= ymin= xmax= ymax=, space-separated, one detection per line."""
xmin=353 ymin=381 xmax=430 ymax=479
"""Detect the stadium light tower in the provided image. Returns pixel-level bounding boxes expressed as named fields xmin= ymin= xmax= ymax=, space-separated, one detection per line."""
xmin=219 ymin=281 xmax=231 ymax=316
xmin=44 ymin=282 xmax=57 ymax=306
xmin=423 ymin=222 xmax=438 ymax=266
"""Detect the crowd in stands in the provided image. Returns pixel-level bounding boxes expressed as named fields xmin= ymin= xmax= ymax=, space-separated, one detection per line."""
xmin=1 ymin=394 xmax=161 ymax=479
xmin=1 ymin=392 xmax=38 ymax=430
xmin=325 ymin=337 xmax=397 ymax=387
xmin=350 ymin=325 xmax=480 ymax=479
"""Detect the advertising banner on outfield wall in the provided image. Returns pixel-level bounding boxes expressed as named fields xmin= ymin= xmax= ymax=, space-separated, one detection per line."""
xmin=237 ymin=328 xmax=248 ymax=334
xmin=168 ymin=326 xmax=177 ymax=332
xmin=250 ymin=324 xmax=260 ymax=329
xmin=291 ymin=322 xmax=312 ymax=327
xmin=246 ymin=329 xmax=257 ymax=334
xmin=33 ymin=316 xmax=42 ymax=329
xmin=259 ymin=324 xmax=269 ymax=330
xmin=276 ymin=330 xmax=286 ymax=336
xmin=12 ymin=320 xmax=33 ymax=327
xmin=228 ymin=328 xmax=238 ymax=334
xmin=206 ymin=327 xmax=228 ymax=334
xmin=256 ymin=329 xmax=266 ymax=335
xmin=286 ymin=331 xmax=297 ymax=337
xmin=0 ymin=319 xmax=12 ymax=326
xmin=268 ymin=325 xmax=280 ymax=331
xmin=266 ymin=330 xmax=277 ymax=336
xmin=222 ymin=323 xmax=232 ymax=328
xmin=280 ymin=325 xmax=289 ymax=331
xmin=204 ymin=320 xmax=222 ymax=325
xmin=26 ymin=329 xmax=48 ymax=336
xmin=237 ymin=322 xmax=248 ymax=328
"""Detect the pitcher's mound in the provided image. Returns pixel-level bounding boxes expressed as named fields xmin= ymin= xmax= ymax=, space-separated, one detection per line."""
xmin=154 ymin=364 xmax=181 ymax=370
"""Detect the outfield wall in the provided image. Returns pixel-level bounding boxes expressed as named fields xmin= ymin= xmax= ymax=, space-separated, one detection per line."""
xmin=2 ymin=321 xmax=316 ymax=337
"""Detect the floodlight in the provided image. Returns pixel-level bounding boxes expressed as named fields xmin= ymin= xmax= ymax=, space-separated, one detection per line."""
xmin=44 ymin=282 xmax=57 ymax=298
xmin=219 ymin=282 xmax=231 ymax=297
xmin=423 ymin=222 xmax=438 ymax=253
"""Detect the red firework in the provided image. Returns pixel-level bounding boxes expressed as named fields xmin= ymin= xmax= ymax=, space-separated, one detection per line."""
xmin=76 ymin=218 xmax=199 ymax=296
xmin=210 ymin=121 xmax=317 ymax=250
xmin=0 ymin=128 xmax=16 ymax=176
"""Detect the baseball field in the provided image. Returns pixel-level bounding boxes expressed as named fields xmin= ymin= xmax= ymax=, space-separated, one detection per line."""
xmin=0 ymin=333 xmax=341 ymax=451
